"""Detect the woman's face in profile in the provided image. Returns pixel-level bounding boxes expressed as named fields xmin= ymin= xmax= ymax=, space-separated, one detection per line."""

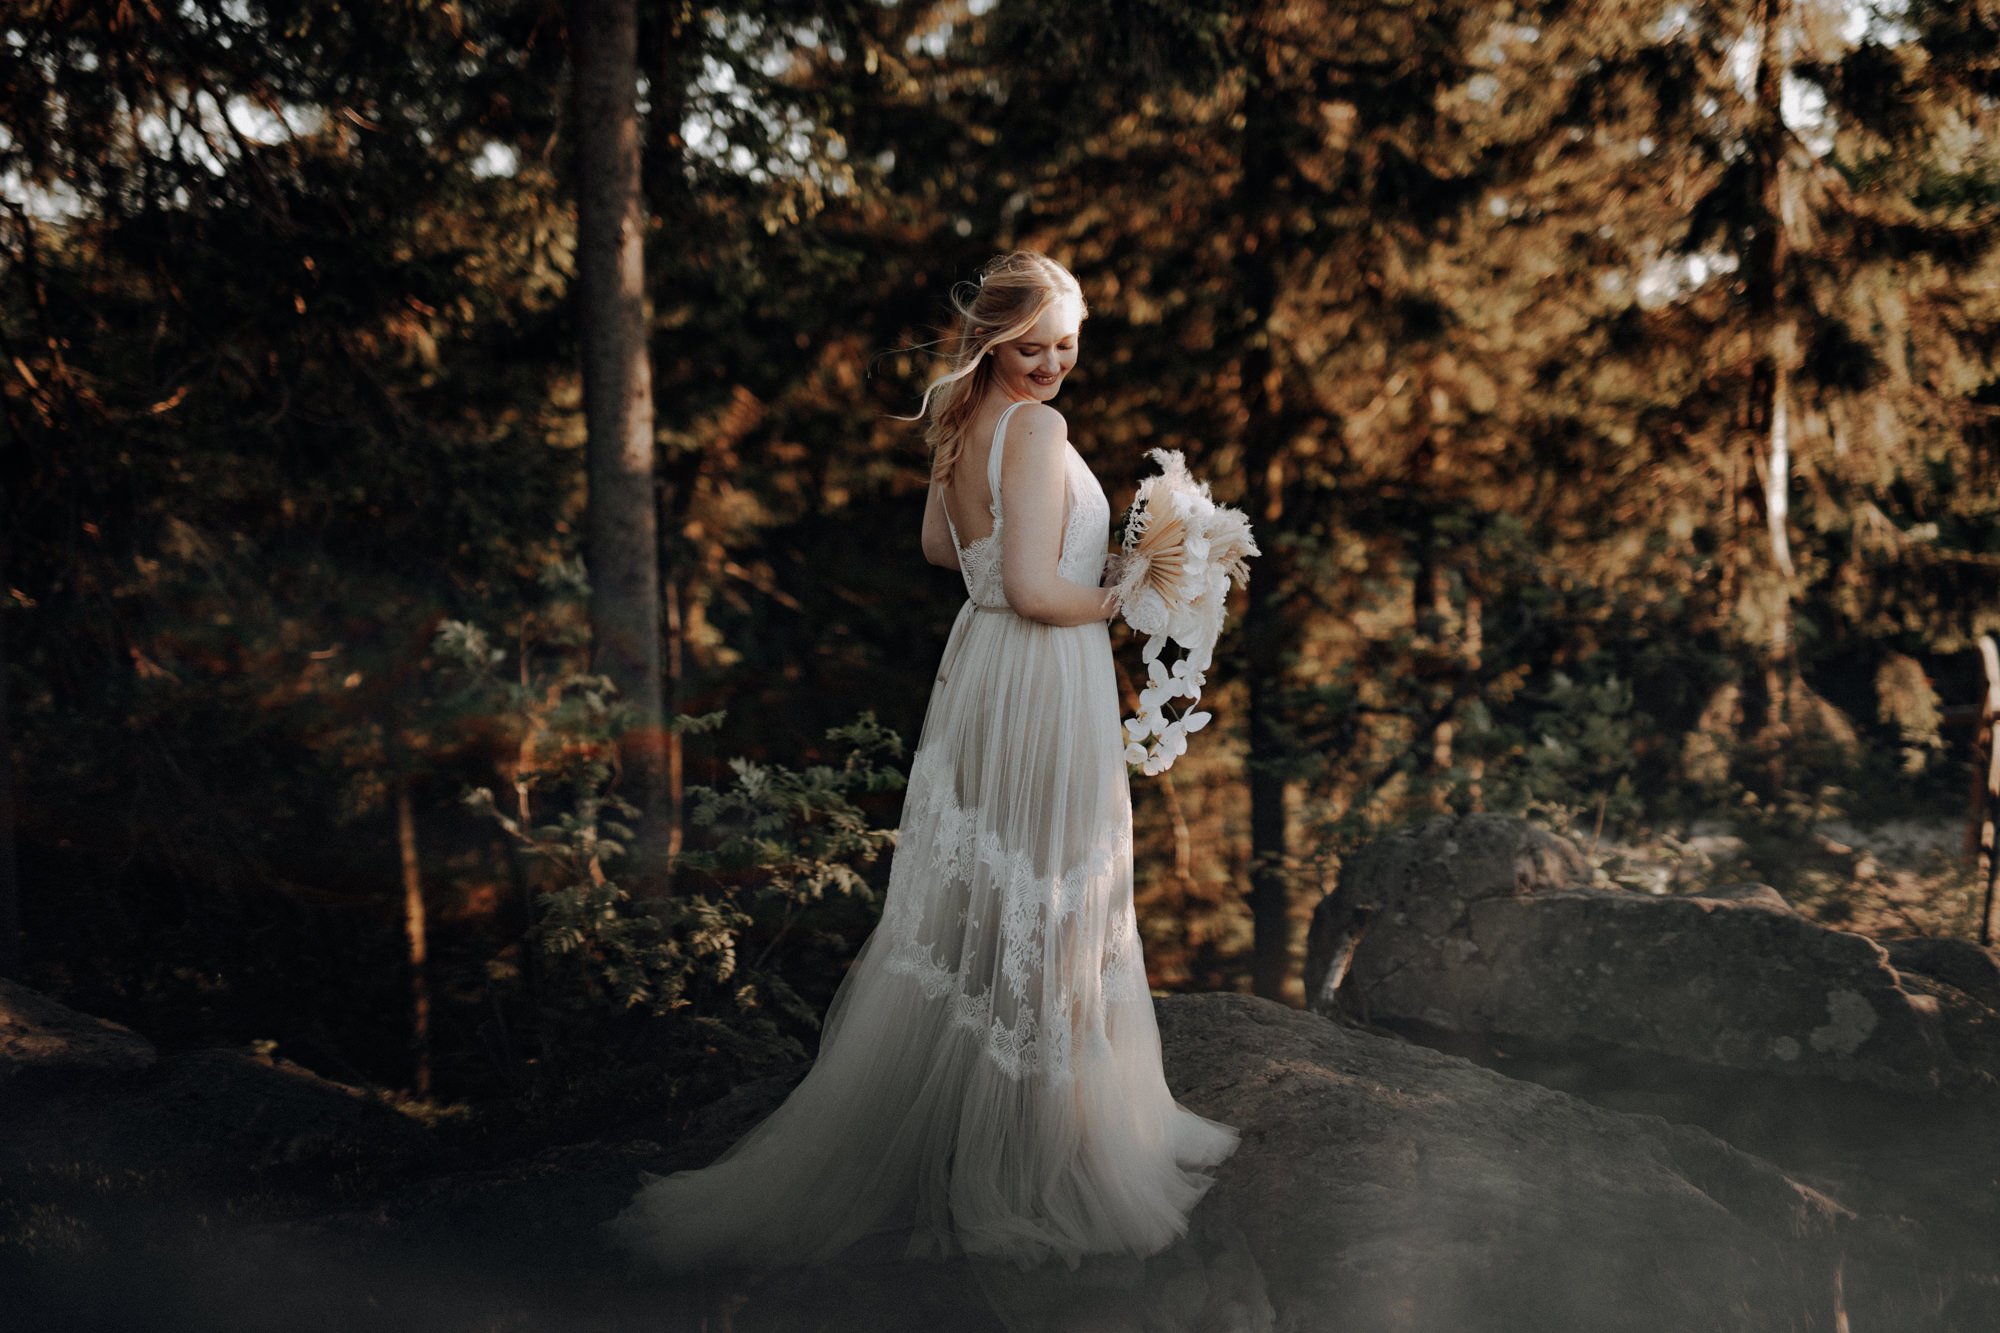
xmin=990 ymin=295 xmax=1081 ymax=404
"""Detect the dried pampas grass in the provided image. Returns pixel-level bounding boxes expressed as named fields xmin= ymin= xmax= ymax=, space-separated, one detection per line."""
xmin=1110 ymin=449 xmax=1259 ymax=775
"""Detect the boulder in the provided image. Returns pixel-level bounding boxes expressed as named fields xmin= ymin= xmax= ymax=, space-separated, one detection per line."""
xmin=1153 ymin=994 xmax=1945 ymax=1333
xmin=118 ymin=993 xmax=1949 ymax=1333
xmin=1690 ymin=881 xmax=1794 ymax=912
xmin=1305 ymin=815 xmax=2000 ymax=1096
xmin=1 ymin=983 xmax=433 ymax=1284
xmin=7 ymin=985 xmax=1987 ymax=1333
xmin=1883 ymin=936 xmax=2000 ymax=1012
xmin=582 ymin=993 xmax=1956 ymax=1330
xmin=0 ymin=978 xmax=156 ymax=1087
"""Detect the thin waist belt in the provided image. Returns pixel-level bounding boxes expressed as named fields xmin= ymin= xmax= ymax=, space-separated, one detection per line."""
xmin=937 ymin=600 xmax=1018 ymax=683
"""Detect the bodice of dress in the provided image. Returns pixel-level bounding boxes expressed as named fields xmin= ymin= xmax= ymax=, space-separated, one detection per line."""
xmin=943 ymin=399 xmax=1110 ymax=608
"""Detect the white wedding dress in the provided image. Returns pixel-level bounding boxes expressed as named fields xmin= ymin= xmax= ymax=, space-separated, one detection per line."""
xmin=602 ymin=399 xmax=1240 ymax=1276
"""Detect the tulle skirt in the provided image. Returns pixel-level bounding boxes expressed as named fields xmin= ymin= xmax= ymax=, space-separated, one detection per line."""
xmin=601 ymin=597 xmax=1240 ymax=1275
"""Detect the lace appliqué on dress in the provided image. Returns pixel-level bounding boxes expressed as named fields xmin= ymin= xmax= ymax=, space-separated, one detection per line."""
xmin=952 ymin=520 xmax=1006 ymax=609
xmin=880 ymin=748 xmax=1150 ymax=1087
xmin=942 ymin=398 xmax=1111 ymax=606
xmin=1055 ymin=448 xmax=1111 ymax=588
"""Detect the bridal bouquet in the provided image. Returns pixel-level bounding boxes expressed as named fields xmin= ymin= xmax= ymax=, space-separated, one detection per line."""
xmin=1109 ymin=448 xmax=1259 ymax=775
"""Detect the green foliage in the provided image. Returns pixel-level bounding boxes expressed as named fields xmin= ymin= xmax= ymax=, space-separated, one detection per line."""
xmin=434 ymin=615 xmax=904 ymax=1108
xmin=1472 ymin=667 xmax=1648 ymax=835
xmin=674 ymin=712 xmax=908 ymax=912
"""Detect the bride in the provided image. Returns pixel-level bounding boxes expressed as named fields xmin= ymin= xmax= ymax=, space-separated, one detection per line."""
xmin=602 ymin=249 xmax=1239 ymax=1276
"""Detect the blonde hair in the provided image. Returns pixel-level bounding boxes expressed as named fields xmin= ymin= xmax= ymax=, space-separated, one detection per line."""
xmin=896 ymin=250 xmax=1087 ymax=485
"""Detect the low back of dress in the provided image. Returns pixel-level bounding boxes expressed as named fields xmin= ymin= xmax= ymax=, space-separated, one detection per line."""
xmin=944 ymin=398 xmax=1111 ymax=606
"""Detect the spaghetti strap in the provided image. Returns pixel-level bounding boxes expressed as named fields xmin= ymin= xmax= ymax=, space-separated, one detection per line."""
xmin=987 ymin=399 xmax=1030 ymax=512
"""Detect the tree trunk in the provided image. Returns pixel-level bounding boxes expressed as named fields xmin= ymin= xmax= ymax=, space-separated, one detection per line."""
xmin=1976 ymin=635 xmax=2000 ymax=947
xmin=664 ymin=571 xmax=684 ymax=888
xmin=0 ymin=586 xmax=20 ymax=979
xmin=1416 ymin=486 xmax=1454 ymax=811
xmin=644 ymin=13 xmax=695 ymax=894
xmin=1245 ymin=640 xmax=1292 ymax=1002
xmin=1237 ymin=57 xmax=1293 ymax=1003
xmin=396 ymin=774 xmax=432 ymax=1098
xmin=1765 ymin=350 xmax=1796 ymax=583
xmin=571 ymin=0 xmax=670 ymax=893
xmin=1232 ymin=338 xmax=1296 ymax=992
xmin=1156 ymin=761 xmax=1198 ymax=904
xmin=511 ymin=639 xmax=546 ymax=1066
xmin=642 ymin=4 xmax=694 ymax=224
xmin=1463 ymin=587 xmax=1485 ymax=812
xmin=1744 ymin=0 xmax=1799 ymax=782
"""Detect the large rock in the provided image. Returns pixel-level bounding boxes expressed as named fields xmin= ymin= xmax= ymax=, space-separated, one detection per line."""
xmin=0 ymin=978 xmax=156 ymax=1087
xmin=1884 ymin=935 xmax=2000 ymax=1012
xmin=1 ymin=982 xmax=433 ymax=1289
xmin=138 ymin=995 xmax=1964 ymax=1333
xmin=8 ymin=988 xmax=1988 ymax=1332
xmin=1304 ymin=814 xmax=2000 ymax=1096
xmin=1153 ymin=994 xmax=1945 ymax=1333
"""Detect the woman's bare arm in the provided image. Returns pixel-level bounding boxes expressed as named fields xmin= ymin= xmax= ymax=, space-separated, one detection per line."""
xmin=998 ymin=405 xmax=1119 ymax=626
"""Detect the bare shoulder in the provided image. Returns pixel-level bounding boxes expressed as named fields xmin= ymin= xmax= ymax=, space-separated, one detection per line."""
xmin=1000 ymin=402 xmax=1068 ymax=457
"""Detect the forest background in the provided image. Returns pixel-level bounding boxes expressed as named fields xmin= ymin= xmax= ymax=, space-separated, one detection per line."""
xmin=3 ymin=0 xmax=1997 ymax=1142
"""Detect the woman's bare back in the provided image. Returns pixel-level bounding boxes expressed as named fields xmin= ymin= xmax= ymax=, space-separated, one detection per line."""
xmin=942 ymin=399 xmax=1069 ymax=552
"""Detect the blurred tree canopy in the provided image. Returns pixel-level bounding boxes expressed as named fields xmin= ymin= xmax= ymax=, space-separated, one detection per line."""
xmin=1 ymin=0 xmax=1995 ymax=1117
